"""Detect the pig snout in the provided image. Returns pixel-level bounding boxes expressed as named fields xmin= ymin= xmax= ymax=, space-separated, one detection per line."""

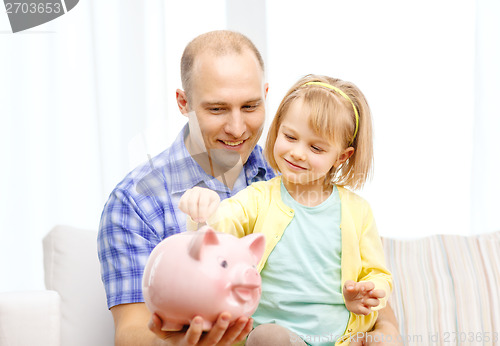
xmin=231 ymin=267 xmax=261 ymax=302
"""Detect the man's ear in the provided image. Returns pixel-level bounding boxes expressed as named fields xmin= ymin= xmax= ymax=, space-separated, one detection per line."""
xmin=264 ymin=83 xmax=269 ymax=100
xmin=176 ymin=89 xmax=189 ymax=116
xmin=335 ymin=147 xmax=355 ymax=168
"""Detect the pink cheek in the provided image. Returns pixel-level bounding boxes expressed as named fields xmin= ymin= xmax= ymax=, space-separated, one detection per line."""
xmin=309 ymin=156 xmax=324 ymax=169
xmin=274 ymin=140 xmax=286 ymax=156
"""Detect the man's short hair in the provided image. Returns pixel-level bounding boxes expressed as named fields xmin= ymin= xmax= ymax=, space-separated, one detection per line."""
xmin=181 ymin=30 xmax=265 ymax=99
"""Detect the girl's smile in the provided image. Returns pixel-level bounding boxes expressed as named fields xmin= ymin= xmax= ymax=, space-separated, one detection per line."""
xmin=283 ymin=158 xmax=307 ymax=171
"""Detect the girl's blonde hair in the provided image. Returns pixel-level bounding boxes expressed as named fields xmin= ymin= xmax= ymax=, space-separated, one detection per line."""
xmin=265 ymin=74 xmax=373 ymax=190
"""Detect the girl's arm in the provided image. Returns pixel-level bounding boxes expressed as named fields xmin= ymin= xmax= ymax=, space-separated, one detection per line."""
xmin=356 ymin=202 xmax=393 ymax=310
xmin=179 ymin=185 xmax=261 ymax=237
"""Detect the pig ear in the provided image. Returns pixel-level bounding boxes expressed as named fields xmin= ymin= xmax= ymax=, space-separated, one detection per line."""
xmin=243 ymin=233 xmax=265 ymax=264
xmin=188 ymin=227 xmax=219 ymax=261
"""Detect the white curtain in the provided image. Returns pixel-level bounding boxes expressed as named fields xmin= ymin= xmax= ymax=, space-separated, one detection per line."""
xmin=1 ymin=0 xmax=499 ymax=292
xmin=472 ymin=0 xmax=500 ymax=236
xmin=0 ymin=0 xmax=225 ymax=292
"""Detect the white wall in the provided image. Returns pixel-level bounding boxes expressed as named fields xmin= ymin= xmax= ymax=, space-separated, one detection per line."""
xmin=264 ymin=0 xmax=477 ymax=239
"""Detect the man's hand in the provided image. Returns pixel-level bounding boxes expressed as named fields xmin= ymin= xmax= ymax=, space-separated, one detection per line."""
xmin=179 ymin=187 xmax=220 ymax=223
xmin=112 ymin=303 xmax=253 ymax=346
xmin=149 ymin=312 xmax=253 ymax=346
xmin=343 ymin=280 xmax=385 ymax=315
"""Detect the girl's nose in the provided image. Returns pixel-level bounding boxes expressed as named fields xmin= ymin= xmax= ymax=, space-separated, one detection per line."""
xmin=290 ymin=146 xmax=306 ymax=161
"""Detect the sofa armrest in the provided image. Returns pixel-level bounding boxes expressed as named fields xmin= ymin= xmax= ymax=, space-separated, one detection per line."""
xmin=0 ymin=290 xmax=61 ymax=346
xmin=43 ymin=225 xmax=114 ymax=346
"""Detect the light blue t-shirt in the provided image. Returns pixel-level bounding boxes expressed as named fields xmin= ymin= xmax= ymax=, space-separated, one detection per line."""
xmin=252 ymin=182 xmax=349 ymax=345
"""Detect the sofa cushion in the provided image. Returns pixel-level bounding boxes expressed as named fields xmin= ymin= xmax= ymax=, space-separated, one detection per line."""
xmin=43 ymin=225 xmax=114 ymax=346
xmin=382 ymin=230 xmax=500 ymax=344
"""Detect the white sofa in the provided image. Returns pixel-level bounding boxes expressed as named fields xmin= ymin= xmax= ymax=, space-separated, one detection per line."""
xmin=382 ymin=231 xmax=500 ymax=345
xmin=0 ymin=226 xmax=114 ymax=346
xmin=0 ymin=225 xmax=499 ymax=346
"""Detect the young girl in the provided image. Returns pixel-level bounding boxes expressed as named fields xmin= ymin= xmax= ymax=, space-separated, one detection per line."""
xmin=179 ymin=74 xmax=392 ymax=346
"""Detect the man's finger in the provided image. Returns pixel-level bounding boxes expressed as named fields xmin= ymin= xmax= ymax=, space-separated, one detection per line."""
xmin=200 ymin=312 xmax=231 ymax=345
xmin=235 ymin=318 xmax=254 ymax=342
xmin=184 ymin=316 xmax=204 ymax=345
xmin=218 ymin=316 xmax=251 ymax=344
xmin=148 ymin=313 xmax=161 ymax=334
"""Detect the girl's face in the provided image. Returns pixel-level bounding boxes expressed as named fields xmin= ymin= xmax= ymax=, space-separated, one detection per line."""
xmin=273 ymin=98 xmax=352 ymax=189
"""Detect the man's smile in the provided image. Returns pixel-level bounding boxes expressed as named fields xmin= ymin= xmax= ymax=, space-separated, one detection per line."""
xmin=218 ymin=139 xmax=247 ymax=149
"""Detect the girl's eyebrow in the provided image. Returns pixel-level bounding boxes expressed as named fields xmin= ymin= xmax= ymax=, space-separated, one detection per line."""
xmin=282 ymin=124 xmax=332 ymax=147
xmin=280 ymin=125 xmax=296 ymax=132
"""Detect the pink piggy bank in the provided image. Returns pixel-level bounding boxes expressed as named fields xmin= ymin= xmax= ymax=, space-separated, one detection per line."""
xmin=142 ymin=226 xmax=265 ymax=331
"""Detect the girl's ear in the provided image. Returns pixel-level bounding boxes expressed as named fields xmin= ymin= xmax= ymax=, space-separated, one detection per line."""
xmin=334 ymin=147 xmax=355 ymax=168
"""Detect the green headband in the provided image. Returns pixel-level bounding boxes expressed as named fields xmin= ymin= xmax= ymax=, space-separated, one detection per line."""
xmin=302 ymin=81 xmax=359 ymax=145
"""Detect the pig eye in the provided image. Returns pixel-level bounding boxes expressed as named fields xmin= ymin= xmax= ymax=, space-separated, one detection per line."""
xmin=219 ymin=259 xmax=228 ymax=268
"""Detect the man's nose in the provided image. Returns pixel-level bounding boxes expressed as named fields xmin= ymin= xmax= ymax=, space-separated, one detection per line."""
xmin=224 ymin=110 xmax=246 ymax=138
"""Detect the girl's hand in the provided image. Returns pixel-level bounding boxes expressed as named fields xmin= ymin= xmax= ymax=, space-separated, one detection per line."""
xmin=343 ymin=280 xmax=386 ymax=315
xmin=179 ymin=187 xmax=220 ymax=224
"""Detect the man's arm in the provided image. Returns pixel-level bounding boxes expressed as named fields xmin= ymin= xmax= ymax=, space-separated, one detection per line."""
xmin=111 ymin=303 xmax=161 ymax=346
xmin=349 ymin=302 xmax=402 ymax=346
xmin=373 ymin=302 xmax=400 ymax=334
xmin=111 ymin=302 xmax=253 ymax=346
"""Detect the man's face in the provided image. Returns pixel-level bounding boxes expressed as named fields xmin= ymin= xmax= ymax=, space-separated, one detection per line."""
xmin=182 ymin=50 xmax=268 ymax=165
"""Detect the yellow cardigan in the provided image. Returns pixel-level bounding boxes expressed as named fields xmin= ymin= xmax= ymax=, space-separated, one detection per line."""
xmin=200 ymin=176 xmax=392 ymax=345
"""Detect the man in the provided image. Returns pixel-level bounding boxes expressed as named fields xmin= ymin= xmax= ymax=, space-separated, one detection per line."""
xmin=98 ymin=30 xmax=401 ymax=346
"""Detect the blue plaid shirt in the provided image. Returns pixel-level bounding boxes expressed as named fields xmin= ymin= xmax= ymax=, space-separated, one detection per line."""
xmin=98 ymin=125 xmax=275 ymax=308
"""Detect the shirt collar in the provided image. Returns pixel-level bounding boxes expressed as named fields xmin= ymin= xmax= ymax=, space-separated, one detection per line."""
xmin=244 ymin=145 xmax=273 ymax=184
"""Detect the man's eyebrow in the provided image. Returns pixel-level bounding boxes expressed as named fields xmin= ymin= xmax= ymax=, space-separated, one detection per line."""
xmin=201 ymin=101 xmax=229 ymax=107
xmin=201 ymin=98 xmax=263 ymax=107
xmin=243 ymin=97 xmax=264 ymax=105
xmin=244 ymin=98 xmax=263 ymax=104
